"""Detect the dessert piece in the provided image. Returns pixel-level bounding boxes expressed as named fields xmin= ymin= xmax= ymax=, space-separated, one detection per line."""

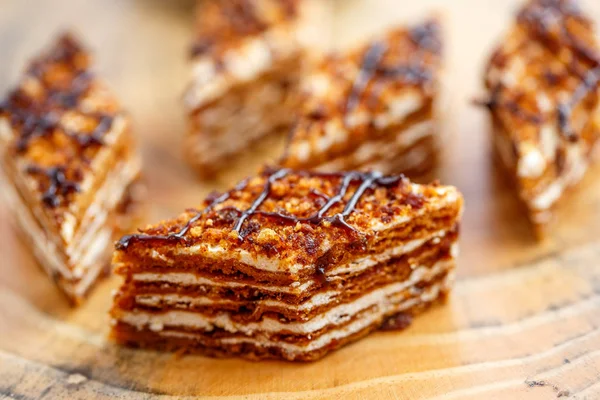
xmin=0 ymin=33 xmax=143 ymax=304
xmin=280 ymin=19 xmax=443 ymax=178
xmin=482 ymin=0 xmax=600 ymax=235
xmin=184 ymin=0 xmax=324 ymax=177
xmin=110 ymin=168 xmax=463 ymax=361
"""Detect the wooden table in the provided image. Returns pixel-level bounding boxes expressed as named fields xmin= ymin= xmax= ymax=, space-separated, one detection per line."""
xmin=2 ymin=0 xmax=600 ymax=398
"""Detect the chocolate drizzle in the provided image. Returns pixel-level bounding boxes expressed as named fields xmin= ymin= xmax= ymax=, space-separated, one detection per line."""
xmin=343 ymin=21 xmax=441 ymax=123
xmin=345 ymin=41 xmax=388 ymax=117
xmin=117 ymin=179 xmax=250 ymax=250
xmin=557 ymin=66 xmax=600 ymax=142
xmin=26 ymin=165 xmax=81 ymax=208
xmin=117 ymin=169 xmax=409 ymax=249
xmin=409 ymin=20 xmax=442 ymax=54
xmin=232 ymin=169 xmax=289 ymax=234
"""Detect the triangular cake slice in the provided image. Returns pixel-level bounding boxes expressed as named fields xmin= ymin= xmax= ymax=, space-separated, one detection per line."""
xmin=0 ymin=34 xmax=143 ymax=304
xmin=184 ymin=0 xmax=328 ymax=177
xmin=280 ymin=19 xmax=443 ymax=179
xmin=483 ymin=0 xmax=600 ymax=236
xmin=110 ymin=168 xmax=463 ymax=361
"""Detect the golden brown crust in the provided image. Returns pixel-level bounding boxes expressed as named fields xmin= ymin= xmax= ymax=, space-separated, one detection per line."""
xmin=280 ymin=19 xmax=442 ymax=171
xmin=113 ymin=233 xmax=456 ymax=322
xmin=115 ymin=168 xmax=462 ymax=268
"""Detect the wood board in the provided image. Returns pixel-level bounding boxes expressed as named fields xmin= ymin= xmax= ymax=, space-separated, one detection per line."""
xmin=1 ymin=0 xmax=600 ymax=398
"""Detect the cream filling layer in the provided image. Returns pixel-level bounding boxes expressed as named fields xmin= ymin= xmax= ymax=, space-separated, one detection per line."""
xmin=117 ymin=259 xmax=454 ymax=335
xmin=133 ymin=258 xmax=452 ymax=314
xmin=132 ymin=272 xmax=314 ymax=295
xmin=317 ymin=120 xmax=433 ymax=172
xmin=151 ymin=278 xmax=449 ymax=357
xmin=327 ymin=229 xmax=448 ymax=276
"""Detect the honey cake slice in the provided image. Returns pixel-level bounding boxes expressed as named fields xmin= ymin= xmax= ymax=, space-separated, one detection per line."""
xmin=280 ymin=19 xmax=443 ymax=179
xmin=183 ymin=0 xmax=326 ymax=177
xmin=482 ymin=0 xmax=600 ymax=236
xmin=0 ymin=33 xmax=143 ymax=304
xmin=110 ymin=168 xmax=463 ymax=361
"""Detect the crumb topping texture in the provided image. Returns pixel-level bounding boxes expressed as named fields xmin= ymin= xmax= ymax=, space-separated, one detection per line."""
xmin=117 ymin=168 xmax=460 ymax=264
xmin=0 ymin=33 xmax=124 ymax=210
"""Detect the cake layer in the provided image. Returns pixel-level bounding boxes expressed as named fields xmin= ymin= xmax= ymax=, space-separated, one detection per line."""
xmin=183 ymin=0 xmax=325 ymax=176
xmin=112 ymin=271 xmax=451 ymax=361
xmin=312 ymin=120 xmax=437 ymax=177
xmin=482 ymin=0 xmax=600 ymax=233
xmin=113 ymin=230 xmax=457 ymax=321
xmin=115 ymin=211 xmax=457 ymax=287
xmin=120 ymin=250 xmax=455 ymax=323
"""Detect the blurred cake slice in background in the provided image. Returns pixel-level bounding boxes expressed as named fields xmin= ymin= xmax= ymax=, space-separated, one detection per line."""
xmin=280 ymin=19 xmax=443 ymax=179
xmin=482 ymin=0 xmax=600 ymax=237
xmin=0 ymin=33 xmax=143 ymax=304
xmin=184 ymin=0 xmax=330 ymax=177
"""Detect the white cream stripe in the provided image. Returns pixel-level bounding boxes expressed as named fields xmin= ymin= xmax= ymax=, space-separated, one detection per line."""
xmin=133 ymin=259 xmax=452 ymax=313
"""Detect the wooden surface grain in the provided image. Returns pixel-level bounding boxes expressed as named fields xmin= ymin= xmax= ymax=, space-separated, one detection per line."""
xmin=1 ymin=0 xmax=600 ymax=399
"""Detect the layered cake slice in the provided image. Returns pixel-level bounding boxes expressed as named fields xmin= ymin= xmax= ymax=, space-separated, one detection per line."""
xmin=482 ymin=0 xmax=600 ymax=236
xmin=110 ymin=168 xmax=463 ymax=361
xmin=184 ymin=0 xmax=326 ymax=177
xmin=0 ymin=33 xmax=143 ymax=304
xmin=280 ymin=19 xmax=443 ymax=178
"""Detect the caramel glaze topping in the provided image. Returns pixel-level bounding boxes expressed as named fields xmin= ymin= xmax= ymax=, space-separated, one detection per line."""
xmin=0 ymin=33 xmax=118 ymax=208
xmin=117 ymin=168 xmax=416 ymax=250
xmin=190 ymin=0 xmax=299 ymax=59
xmin=483 ymin=0 xmax=600 ymax=142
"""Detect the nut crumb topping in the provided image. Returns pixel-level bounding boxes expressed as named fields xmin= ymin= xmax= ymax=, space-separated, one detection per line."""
xmin=117 ymin=168 xmax=462 ymax=265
